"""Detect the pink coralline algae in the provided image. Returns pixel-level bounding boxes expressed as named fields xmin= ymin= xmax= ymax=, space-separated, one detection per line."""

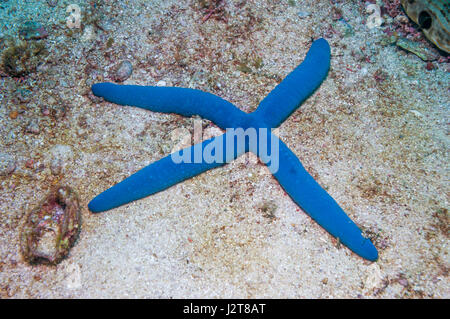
xmin=381 ymin=0 xmax=402 ymax=18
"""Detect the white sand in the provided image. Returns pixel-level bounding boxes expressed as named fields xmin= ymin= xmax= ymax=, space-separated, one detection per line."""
xmin=0 ymin=0 xmax=448 ymax=298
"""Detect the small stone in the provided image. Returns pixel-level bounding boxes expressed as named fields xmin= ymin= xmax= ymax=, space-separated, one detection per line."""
xmin=409 ymin=109 xmax=423 ymax=118
xmin=42 ymin=107 xmax=50 ymax=116
xmin=395 ymin=14 xmax=409 ymax=24
xmin=114 ymin=60 xmax=133 ymax=82
xmin=25 ymin=159 xmax=34 ymax=169
xmin=9 ymin=110 xmax=18 ymax=119
xmin=19 ymin=21 xmax=48 ymax=40
xmin=398 ymin=278 xmax=409 ymax=287
xmin=81 ymin=25 xmax=95 ymax=42
xmin=49 ymin=104 xmax=66 ymax=119
xmin=297 ymin=11 xmax=310 ymax=18
xmin=365 ymin=264 xmax=383 ymax=290
xmin=156 ymin=80 xmax=167 ymax=86
xmin=0 ymin=153 xmax=16 ymax=176
xmin=50 ymin=158 xmax=63 ymax=175
xmin=26 ymin=120 xmax=40 ymax=134
xmin=49 ymin=145 xmax=73 ymax=162
xmin=47 ymin=96 xmax=56 ymax=105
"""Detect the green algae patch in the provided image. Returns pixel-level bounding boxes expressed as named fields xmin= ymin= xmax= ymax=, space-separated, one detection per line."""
xmin=396 ymin=37 xmax=440 ymax=61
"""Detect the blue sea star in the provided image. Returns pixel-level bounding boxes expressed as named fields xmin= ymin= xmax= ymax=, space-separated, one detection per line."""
xmin=88 ymin=39 xmax=378 ymax=261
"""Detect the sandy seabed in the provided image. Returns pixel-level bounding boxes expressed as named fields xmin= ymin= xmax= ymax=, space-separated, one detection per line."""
xmin=0 ymin=0 xmax=448 ymax=298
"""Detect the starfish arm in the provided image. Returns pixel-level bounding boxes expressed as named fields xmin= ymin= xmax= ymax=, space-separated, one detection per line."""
xmin=259 ymin=133 xmax=378 ymax=261
xmin=88 ymin=132 xmax=247 ymax=213
xmin=91 ymin=84 xmax=246 ymax=130
xmin=252 ymin=38 xmax=331 ymax=128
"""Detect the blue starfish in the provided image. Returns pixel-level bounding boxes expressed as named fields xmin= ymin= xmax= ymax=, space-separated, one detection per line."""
xmin=88 ymin=39 xmax=378 ymax=261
